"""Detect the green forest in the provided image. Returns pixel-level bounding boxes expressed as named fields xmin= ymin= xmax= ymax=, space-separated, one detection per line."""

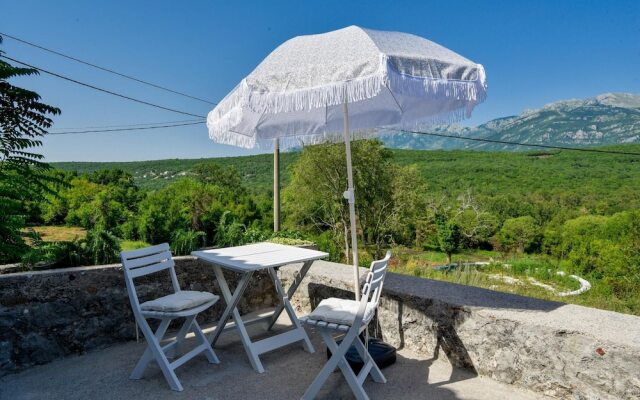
xmin=3 ymin=141 xmax=639 ymax=315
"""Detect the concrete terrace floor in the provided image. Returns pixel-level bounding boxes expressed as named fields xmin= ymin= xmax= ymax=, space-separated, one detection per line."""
xmin=1 ymin=313 xmax=548 ymax=400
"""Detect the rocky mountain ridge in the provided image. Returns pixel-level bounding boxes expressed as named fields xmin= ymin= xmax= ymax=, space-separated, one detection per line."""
xmin=382 ymin=92 xmax=640 ymax=150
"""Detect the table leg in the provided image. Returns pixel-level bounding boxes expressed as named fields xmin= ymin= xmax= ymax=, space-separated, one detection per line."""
xmin=208 ymin=267 xmax=264 ymax=373
xmin=267 ymin=267 xmax=314 ymax=353
xmin=209 ymin=267 xmax=253 ymax=346
xmin=268 ymin=260 xmax=314 ymax=330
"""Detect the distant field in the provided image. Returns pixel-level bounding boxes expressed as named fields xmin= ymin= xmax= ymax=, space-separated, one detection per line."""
xmin=25 ymin=226 xmax=86 ymax=242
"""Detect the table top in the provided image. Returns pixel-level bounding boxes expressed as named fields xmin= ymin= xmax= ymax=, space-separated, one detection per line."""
xmin=192 ymin=242 xmax=329 ymax=272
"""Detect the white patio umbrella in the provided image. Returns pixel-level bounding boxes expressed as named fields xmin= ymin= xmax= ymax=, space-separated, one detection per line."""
xmin=207 ymin=26 xmax=487 ymax=300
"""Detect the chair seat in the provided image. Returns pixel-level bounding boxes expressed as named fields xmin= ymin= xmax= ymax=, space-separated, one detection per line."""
xmin=308 ymin=297 xmax=375 ymax=327
xmin=141 ymin=290 xmax=219 ymax=313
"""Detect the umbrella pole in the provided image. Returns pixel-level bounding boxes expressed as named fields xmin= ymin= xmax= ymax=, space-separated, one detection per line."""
xmin=343 ymin=102 xmax=360 ymax=301
xmin=273 ymin=138 xmax=280 ymax=232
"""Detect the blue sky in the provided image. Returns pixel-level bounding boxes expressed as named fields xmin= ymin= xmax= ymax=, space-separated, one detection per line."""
xmin=2 ymin=0 xmax=639 ymax=161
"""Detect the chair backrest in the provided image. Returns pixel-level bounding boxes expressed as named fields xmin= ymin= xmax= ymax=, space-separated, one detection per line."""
xmin=121 ymin=243 xmax=180 ymax=313
xmin=355 ymin=251 xmax=391 ymax=325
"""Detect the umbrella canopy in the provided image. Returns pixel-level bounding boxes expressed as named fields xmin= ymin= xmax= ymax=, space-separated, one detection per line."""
xmin=207 ymin=26 xmax=487 ymax=300
xmin=208 ymin=25 xmax=486 ymax=149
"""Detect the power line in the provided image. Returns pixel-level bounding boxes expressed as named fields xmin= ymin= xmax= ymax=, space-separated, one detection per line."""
xmin=1 ymin=55 xmax=207 ymax=119
xmin=399 ymin=129 xmax=640 ymax=156
xmin=46 ymin=121 xmax=640 ymax=156
xmin=48 ymin=121 xmax=205 ymax=135
xmin=0 ymin=32 xmax=217 ymax=105
xmin=51 ymin=118 xmax=205 ymax=131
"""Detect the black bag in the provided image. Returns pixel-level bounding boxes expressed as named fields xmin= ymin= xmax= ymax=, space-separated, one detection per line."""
xmin=327 ymin=338 xmax=396 ymax=373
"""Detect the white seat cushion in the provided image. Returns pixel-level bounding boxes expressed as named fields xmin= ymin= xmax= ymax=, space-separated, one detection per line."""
xmin=140 ymin=291 xmax=219 ymax=313
xmin=308 ymin=297 xmax=375 ymax=326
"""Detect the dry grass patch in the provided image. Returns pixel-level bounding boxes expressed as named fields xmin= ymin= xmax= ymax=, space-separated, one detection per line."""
xmin=25 ymin=226 xmax=87 ymax=243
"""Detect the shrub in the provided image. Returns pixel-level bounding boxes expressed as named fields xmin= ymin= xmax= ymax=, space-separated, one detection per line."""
xmin=270 ymin=230 xmax=306 ymax=240
xmin=242 ymin=227 xmax=269 ymax=244
xmin=358 ymin=250 xmax=374 ymax=268
xmin=170 ymin=229 xmax=206 ymax=256
xmin=497 ymin=216 xmax=541 ymax=253
xmin=268 ymin=237 xmax=314 ymax=246
xmin=314 ymin=231 xmax=342 ymax=262
xmin=120 ymin=240 xmax=152 ymax=252
xmin=214 ymin=211 xmax=245 ymax=247
xmin=20 ymin=240 xmax=85 ymax=269
xmin=84 ymin=229 xmax=121 ymax=264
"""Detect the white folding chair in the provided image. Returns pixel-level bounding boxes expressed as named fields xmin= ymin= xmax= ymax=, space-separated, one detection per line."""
xmin=301 ymin=251 xmax=391 ymax=400
xmin=121 ymin=243 xmax=220 ymax=391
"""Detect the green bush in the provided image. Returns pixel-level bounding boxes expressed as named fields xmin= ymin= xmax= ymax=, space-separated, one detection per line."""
xmin=170 ymin=229 xmax=206 ymax=256
xmin=120 ymin=240 xmax=152 ymax=252
xmin=242 ymin=227 xmax=269 ymax=244
xmin=314 ymin=231 xmax=342 ymax=262
xmin=84 ymin=229 xmax=121 ymax=264
xmin=358 ymin=250 xmax=374 ymax=268
xmin=21 ymin=242 xmax=64 ymax=268
xmin=271 ymin=230 xmax=306 ymax=240
xmin=214 ymin=211 xmax=245 ymax=247
xmin=20 ymin=240 xmax=85 ymax=269
xmin=268 ymin=237 xmax=314 ymax=246
xmin=498 ymin=216 xmax=541 ymax=253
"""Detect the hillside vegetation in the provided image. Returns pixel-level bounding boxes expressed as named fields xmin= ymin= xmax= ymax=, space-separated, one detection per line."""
xmin=53 ymin=153 xmax=300 ymax=192
xmin=16 ymin=142 xmax=639 ymax=316
xmin=54 ymin=145 xmax=640 ymax=211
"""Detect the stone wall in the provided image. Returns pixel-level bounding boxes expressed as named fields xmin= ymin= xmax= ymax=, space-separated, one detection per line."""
xmin=280 ymin=261 xmax=640 ymax=400
xmin=0 ymin=257 xmax=276 ymax=376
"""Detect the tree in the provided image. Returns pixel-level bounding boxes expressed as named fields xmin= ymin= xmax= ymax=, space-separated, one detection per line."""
xmin=284 ymin=140 xmax=421 ymax=262
xmin=452 ymin=191 xmax=497 ymax=249
xmin=546 ymin=211 xmax=640 ymax=303
xmin=192 ymin=163 xmax=243 ymax=195
xmin=435 ymin=214 xmax=461 ymax=265
xmin=0 ymin=36 xmax=61 ymax=262
xmin=136 ymin=176 xmax=260 ymax=246
xmin=49 ymin=172 xmax=140 ymax=237
xmin=497 ymin=216 xmax=540 ymax=253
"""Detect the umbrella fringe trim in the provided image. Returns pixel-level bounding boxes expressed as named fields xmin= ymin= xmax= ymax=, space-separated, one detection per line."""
xmin=208 ymin=105 xmax=473 ymax=150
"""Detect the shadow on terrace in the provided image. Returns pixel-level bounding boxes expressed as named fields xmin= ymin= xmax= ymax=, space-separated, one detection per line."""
xmin=0 ymin=311 xmax=544 ymax=400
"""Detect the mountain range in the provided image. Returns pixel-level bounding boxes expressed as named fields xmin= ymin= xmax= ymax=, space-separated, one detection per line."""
xmin=381 ymin=93 xmax=640 ymax=150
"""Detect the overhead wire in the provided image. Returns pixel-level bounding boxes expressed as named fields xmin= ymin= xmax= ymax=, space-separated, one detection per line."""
xmin=48 ymin=121 xmax=205 ymax=135
xmin=0 ymin=31 xmax=216 ymax=105
xmin=51 ymin=119 xmax=205 ymax=131
xmin=1 ymin=55 xmax=208 ymax=119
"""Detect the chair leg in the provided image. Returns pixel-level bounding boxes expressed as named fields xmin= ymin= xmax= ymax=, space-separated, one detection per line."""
xmin=130 ymin=318 xmax=171 ymax=379
xmin=353 ymin=335 xmax=386 ymax=384
xmin=321 ymin=330 xmax=370 ymax=400
xmin=303 ymin=328 xmax=368 ymax=400
xmin=169 ymin=315 xmax=196 ymax=359
xmin=191 ymin=319 xmax=220 ymax=364
xmin=130 ymin=317 xmax=183 ymax=391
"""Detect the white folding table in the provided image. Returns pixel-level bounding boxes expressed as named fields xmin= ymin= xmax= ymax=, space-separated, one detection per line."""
xmin=192 ymin=242 xmax=328 ymax=373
